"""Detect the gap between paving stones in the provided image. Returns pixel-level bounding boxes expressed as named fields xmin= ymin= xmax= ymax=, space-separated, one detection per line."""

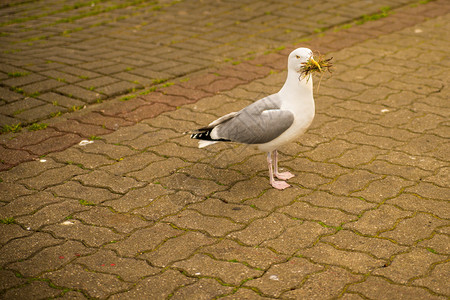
xmin=1 ymin=0 xmax=449 ymax=171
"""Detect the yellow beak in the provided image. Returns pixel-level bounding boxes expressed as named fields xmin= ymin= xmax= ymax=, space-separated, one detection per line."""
xmin=310 ymin=58 xmax=321 ymax=71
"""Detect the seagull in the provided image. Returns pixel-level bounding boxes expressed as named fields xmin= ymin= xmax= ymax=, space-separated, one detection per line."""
xmin=191 ymin=47 xmax=318 ymax=190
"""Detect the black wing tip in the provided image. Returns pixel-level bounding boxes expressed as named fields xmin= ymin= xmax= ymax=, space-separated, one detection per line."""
xmin=190 ymin=128 xmax=212 ymax=140
xmin=190 ymin=128 xmax=231 ymax=142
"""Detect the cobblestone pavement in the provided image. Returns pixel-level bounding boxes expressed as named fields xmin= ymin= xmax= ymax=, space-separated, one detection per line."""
xmin=0 ymin=0 xmax=430 ymax=127
xmin=1 ymin=0 xmax=450 ymax=299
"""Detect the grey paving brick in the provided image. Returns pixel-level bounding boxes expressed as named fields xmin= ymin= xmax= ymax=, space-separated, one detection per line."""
xmin=56 ymin=85 xmax=103 ymax=102
xmin=14 ymin=103 xmax=63 ymax=122
xmin=37 ymin=92 xmax=86 ymax=108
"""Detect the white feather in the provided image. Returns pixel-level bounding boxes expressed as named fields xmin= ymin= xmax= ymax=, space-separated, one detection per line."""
xmin=198 ymin=140 xmax=218 ymax=148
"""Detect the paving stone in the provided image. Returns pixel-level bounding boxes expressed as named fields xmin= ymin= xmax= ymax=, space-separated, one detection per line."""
xmin=21 ymin=78 xmax=66 ymax=94
xmin=0 ymin=145 xmax=35 ymax=166
xmin=0 ymin=191 xmax=60 ymax=219
xmin=213 ymin=179 xmax=270 ymax=204
xmin=0 ymin=87 xmax=23 ymax=102
xmin=0 ymin=158 xmax=63 ymax=183
xmin=109 ymin=269 xmax=195 ymax=300
xmin=302 ymin=139 xmax=357 ymax=162
xmin=361 ymin=159 xmax=433 ymax=182
xmin=200 ymin=238 xmax=287 ymax=270
xmin=23 ymin=133 xmax=82 ymax=156
xmin=245 ymin=187 xmax=308 ymax=212
xmin=221 ymin=288 xmax=273 ymax=299
xmin=356 ymin=174 xmax=416 ymax=203
xmin=179 ymin=162 xmax=247 ymax=186
xmin=0 ymin=223 xmax=32 ymax=247
xmin=102 ymin=183 xmax=169 ymax=213
xmin=76 ymin=249 xmax=159 ymax=282
xmin=189 ymin=198 xmax=267 ymax=224
xmin=0 ymin=269 xmax=26 ymax=291
xmin=344 ymin=204 xmax=413 ymax=236
xmin=0 ymin=97 xmax=46 ymax=116
xmin=301 ymin=191 xmax=376 ymax=215
xmin=300 ymin=243 xmax=385 ymax=274
xmin=127 ymin=157 xmax=191 ymax=183
xmin=44 ymin=264 xmax=130 ymax=299
xmin=418 ymin=234 xmax=450 ymax=255
xmin=40 ymin=70 xmax=82 ymax=84
xmin=171 ymin=277 xmax=234 ymax=300
xmin=0 ymin=182 xmax=34 ymax=202
xmin=75 ymin=206 xmax=150 ymax=234
xmin=3 ymin=127 xmax=64 ymax=150
xmin=74 ymin=170 xmax=145 ymax=194
xmin=282 ymin=266 xmax=363 ymax=299
xmin=133 ymin=190 xmax=203 ymax=221
xmin=14 ymin=103 xmax=63 ymax=123
xmin=119 ymin=102 xmax=173 ymax=122
xmin=165 ymin=209 xmax=244 ymax=237
xmin=279 ymin=201 xmax=357 ymax=227
xmin=348 ymin=275 xmax=444 ymax=300
xmin=48 ymin=180 xmax=119 ymax=204
xmin=404 ymin=182 xmax=449 ymax=201
xmin=120 ymin=128 xmax=181 ymax=149
xmin=162 ymin=85 xmax=212 ymax=100
xmin=17 ymin=165 xmax=87 ymax=191
xmin=0 ymin=232 xmax=61 ymax=267
xmin=43 ymin=219 xmax=122 ymax=248
xmin=374 ymin=248 xmax=446 ymax=284
xmin=75 ymin=76 xmax=119 ymax=89
xmin=412 ymin=262 xmax=450 ymax=296
xmin=50 ymin=119 xmax=112 ymax=138
xmin=322 ymin=229 xmax=408 ymax=260
xmin=229 ymin=213 xmax=297 ymax=246
xmin=380 ymin=213 xmax=448 ymax=245
xmin=48 ymin=147 xmax=113 ymax=169
xmin=7 ymin=240 xmax=94 ymax=277
xmin=105 ymin=223 xmax=182 ymax=257
xmin=340 ymin=293 xmax=365 ymax=300
xmin=2 ymin=73 xmax=46 ymax=87
xmin=288 ymin=157 xmax=349 ymax=180
xmin=263 ymin=221 xmax=334 ymax=255
xmin=79 ymin=140 xmax=136 ymax=160
xmin=101 ymin=123 xmax=155 ymax=144
xmin=56 ymin=85 xmax=103 ymax=103
xmin=150 ymin=141 xmax=207 ymax=162
xmin=173 ymin=253 xmax=263 ymax=286
xmin=70 ymin=111 xmax=134 ymax=130
xmin=246 ymin=257 xmax=323 ymax=297
xmin=158 ymin=173 xmax=227 ymax=196
xmin=423 ymin=166 xmax=449 ymax=187
xmin=2 ymin=281 xmax=63 ymax=299
xmin=142 ymin=231 xmax=216 ymax=267
xmin=96 ymin=81 xmax=140 ymax=97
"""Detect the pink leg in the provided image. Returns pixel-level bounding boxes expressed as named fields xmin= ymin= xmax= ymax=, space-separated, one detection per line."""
xmin=273 ymin=150 xmax=295 ymax=180
xmin=267 ymin=152 xmax=290 ymax=190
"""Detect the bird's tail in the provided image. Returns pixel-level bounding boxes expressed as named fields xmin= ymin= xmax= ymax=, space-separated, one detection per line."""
xmin=190 ymin=128 xmax=230 ymax=148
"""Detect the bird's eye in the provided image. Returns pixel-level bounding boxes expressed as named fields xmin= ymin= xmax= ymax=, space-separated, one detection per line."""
xmin=295 ymin=55 xmax=300 ymax=59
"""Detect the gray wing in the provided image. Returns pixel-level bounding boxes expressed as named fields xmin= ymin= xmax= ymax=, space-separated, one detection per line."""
xmin=215 ymin=94 xmax=294 ymax=144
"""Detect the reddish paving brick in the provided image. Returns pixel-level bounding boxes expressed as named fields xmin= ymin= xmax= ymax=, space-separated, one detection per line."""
xmin=0 ymin=145 xmax=35 ymax=166
xmin=22 ymin=133 xmax=81 ymax=156
xmin=119 ymin=102 xmax=174 ymax=122
xmin=49 ymin=119 xmax=112 ymax=137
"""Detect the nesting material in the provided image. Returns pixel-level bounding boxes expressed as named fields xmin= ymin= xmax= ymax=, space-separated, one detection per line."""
xmin=299 ymin=54 xmax=333 ymax=79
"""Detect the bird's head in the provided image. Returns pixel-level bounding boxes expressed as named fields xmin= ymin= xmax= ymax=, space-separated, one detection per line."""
xmin=287 ymin=47 xmax=319 ymax=74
